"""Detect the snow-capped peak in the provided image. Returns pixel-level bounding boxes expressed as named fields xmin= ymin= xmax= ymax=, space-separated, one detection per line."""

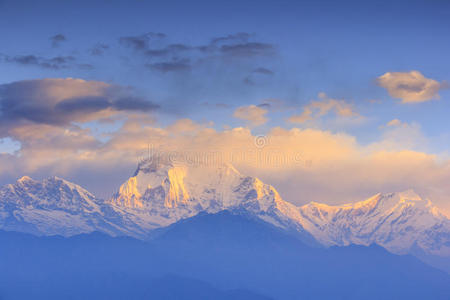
xmin=298 ymin=189 xmax=450 ymax=256
xmin=1 ymin=163 xmax=449 ymax=257
xmin=17 ymin=175 xmax=34 ymax=183
xmin=0 ymin=176 xmax=128 ymax=237
xmin=107 ymin=159 xmax=307 ymax=235
xmin=111 ymin=159 xmax=243 ymax=209
xmin=398 ymin=189 xmax=423 ymax=202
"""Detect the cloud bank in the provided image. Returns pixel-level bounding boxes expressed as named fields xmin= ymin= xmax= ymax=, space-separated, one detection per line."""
xmin=1 ymin=75 xmax=449 ymax=216
xmin=1 ymin=113 xmax=450 ymax=216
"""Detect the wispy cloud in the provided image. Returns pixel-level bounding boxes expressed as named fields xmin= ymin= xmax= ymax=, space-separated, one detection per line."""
xmin=89 ymin=43 xmax=110 ymax=56
xmin=386 ymin=119 xmax=404 ymax=127
xmin=252 ymin=67 xmax=274 ymax=75
xmin=119 ymin=32 xmax=166 ymax=51
xmin=50 ymin=34 xmax=66 ymax=48
xmin=233 ymin=104 xmax=268 ymax=126
xmin=288 ymin=93 xmax=359 ymax=124
xmin=145 ymin=59 xmax=191 ymax=73
xmin=118 ymin=32 xmax=276 ymax=73
xmin=243 ymin=67 xmax=274 ymax=85
xmin=2 ymin=54 xmax=76 ymax=70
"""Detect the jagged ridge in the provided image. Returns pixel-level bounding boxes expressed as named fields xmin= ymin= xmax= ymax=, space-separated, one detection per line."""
xmin=0 ymin=159 xmax=449 ymax=256
xmin=0 ymin=176 xmax=126 ymax=237
xmin=108 ymin=159 xmax=315 ymax=243
xmin=298 ymin=190 xmax=450 ymax=256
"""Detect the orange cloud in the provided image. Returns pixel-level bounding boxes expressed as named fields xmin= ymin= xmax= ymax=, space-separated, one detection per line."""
xmin=377 ymin=71 xmax=444 ymax=103
xmin=233 ymin=105 xmax=268 ymax=126
xmin=288 ymin=93 xmax=359 ymax=124
xmin=1 ymin=116 xmax=450 ymax=216
xmin=386 ymin=119 xmax=403 ymax=127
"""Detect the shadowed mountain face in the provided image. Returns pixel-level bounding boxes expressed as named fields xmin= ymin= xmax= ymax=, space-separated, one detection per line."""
xmin=0 ymin=211 xmax=449 ymax=300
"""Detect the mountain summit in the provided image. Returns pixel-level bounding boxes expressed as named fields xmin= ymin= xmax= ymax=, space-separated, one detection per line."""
xmin=298 ymin=190 xmax=450 ymax=256
xmin=0 ymin=176 xmax=124 ymax=236
xmin=0 ymin=160 xmax=449 ymax=256
xmin=108 ymin=159 xmax=315 ymax=243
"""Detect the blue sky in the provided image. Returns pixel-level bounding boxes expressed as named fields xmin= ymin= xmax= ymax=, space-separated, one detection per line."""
xmin=1 ymin=0 xmax=449 ymax=139
xmin=1 ymin=0 xmax=450 ymax=211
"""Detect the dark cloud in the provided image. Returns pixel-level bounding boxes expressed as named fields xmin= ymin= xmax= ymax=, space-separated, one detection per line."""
xmin=90 ymin=43 xmax=110 ymax=56
xmin=77 ymin=63 xmax=95 ymax=70
xmin=210 ymin=32 xmax=251 ymax=46
xmin=113 ymin=96 xmax=160 ymax=111
xmin=200 ymin=102 xmax=230 ymax=109
xmin=253 ymin=67 xmax=274 ymax=75
xmin=119 ymin=32 xmax=166 ymax=51
xmin=2 ymin=53 xmax=96 ymax=70
xmin=146 ymin=60 xmax=191 ymax=73
xmin=0 ymin=79 xmax=159 ymax=135
xmin=119 ymin=32 xmax=276 ymax=73
xmin=145 ymin=44 xmax=191 ymax=57
xmin=243 ymin=77 xmax=254 ymax=86
xmin=0 ymin=92 xmax=66 ymax=126
xmin=220 ymin=42 xmax=275 ymax=57
xmin=243 ymin=67 xmax=275 ymax=85
xmin=257 ymin=98 xmax=289 ymax=112
xmin=50 ymin=34 xmax=67 ymax=48
xmin=206 ymin=33 xmax=275 ymax=57
xmin=257 ymin=103 xmax=271 ymax=109
xmin=2 ymin=54 xmax=76 ymax=69
xmin=55 ymin=96 xmax=111 ymax=114
xmin=55 ymin=95 xmax=158 ymax=114
xmin=119 ymin=33 xmax=191 ymax=59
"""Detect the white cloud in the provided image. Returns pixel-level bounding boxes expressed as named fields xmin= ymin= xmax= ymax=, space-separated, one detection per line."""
xmin=377 ymin=71 xmax=444 ymax=103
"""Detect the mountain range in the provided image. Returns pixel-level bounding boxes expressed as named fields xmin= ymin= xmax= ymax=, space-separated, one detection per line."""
xmin=1 ymin=159 xmax=450 ymax=299
xmin=1 ymin=211 xmax=449 ymax=300
xmin=1 ymin=158 xmax=449 ymax=262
